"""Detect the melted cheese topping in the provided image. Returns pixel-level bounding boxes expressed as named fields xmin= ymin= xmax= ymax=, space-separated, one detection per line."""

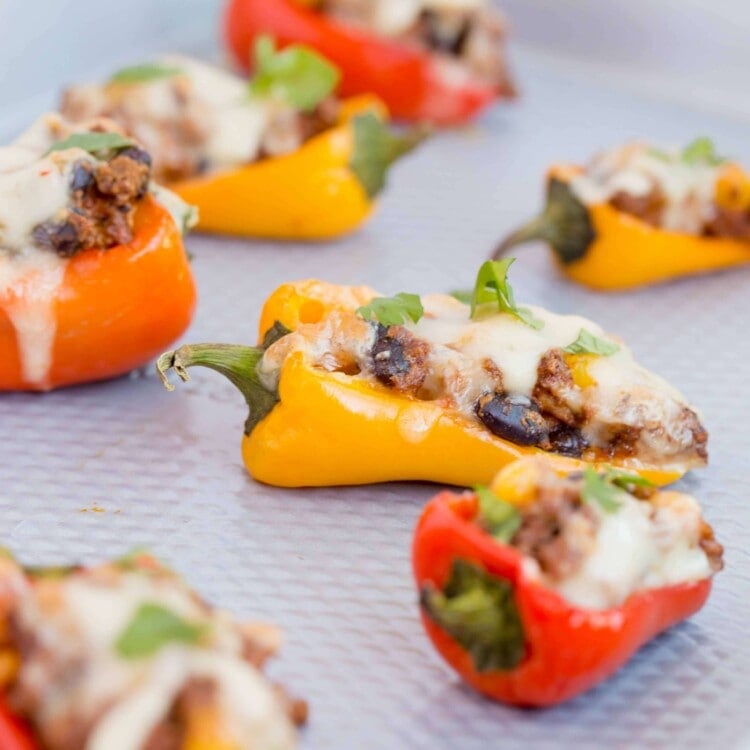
xmin=0 ymin=118 xmax=85 ymax=388
xmin=14 ymin=571 xmax=295 ymax=750
xmin=571 ymin=143 xmax=720 ymax=233
xmin=66 ymin=56 xmax=273 ymax=175
xmin=410 ymin=294 xmax=603 ymax=403
xmin=527 ymin=491 xmax=712 ymax=610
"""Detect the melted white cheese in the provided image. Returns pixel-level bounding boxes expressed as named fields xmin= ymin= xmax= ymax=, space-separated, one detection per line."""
xmin=0 ymin=124 xmax=86 ymax=387
xmin=544 ymin=492 xmax=711 ymax=610
xmin=407 ymin=294 xmax=608 ymax=401
xmin=571 ymin=143 xmax=720 ymax=234
xmin=161 ymin=55 xmax=272 ymax=171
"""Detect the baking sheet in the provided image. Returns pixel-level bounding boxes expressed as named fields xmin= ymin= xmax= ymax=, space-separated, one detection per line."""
xmin=1 ymin=33 xmax=750 ymax=750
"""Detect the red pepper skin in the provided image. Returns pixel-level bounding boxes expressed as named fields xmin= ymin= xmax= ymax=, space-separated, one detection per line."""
xmin=224 ymin=0 xmax=504 ymax=124
xmin=0 ymin=699 xmax=36 ymax=750
xmin=413 ymin=492 xmax=713 ymax=707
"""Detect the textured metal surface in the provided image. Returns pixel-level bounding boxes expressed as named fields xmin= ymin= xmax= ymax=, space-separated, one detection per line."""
xmin=2 ymin=39 xmax=750 ymax=750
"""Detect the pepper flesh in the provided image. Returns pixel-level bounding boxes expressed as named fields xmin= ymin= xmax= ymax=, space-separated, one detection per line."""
xmin=413 ymin=485 xmax=713 ymax=706
xmin=0 ymin=196 xmax=196 ymax=391
xmin=0 ymin=699 xmax=35 ymax=750
xmin=224 ymin=0 xmax=508 ymax=125
xmin=157 ymin=280 xmax=686 ymax=488
xmin=171 ymin=96 xmax=390 ymax=240
xmin=497 ymin=164 xmax=750 ymax=291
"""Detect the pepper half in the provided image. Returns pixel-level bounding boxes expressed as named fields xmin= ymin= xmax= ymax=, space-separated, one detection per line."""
xmin=413 ymin=461 xmax=716 ymax=706
xmin=0 ymin=196 xmax=196 ymax=392
xmin=156 ymin=280 xmax=685 ymax=488
xmin=495 ymin=165 xmax=750 ymax=291
xmin=224 ymin=0 xmax=509 ymax=125
xmin=171 ymin=96 xmax=424 ymax=240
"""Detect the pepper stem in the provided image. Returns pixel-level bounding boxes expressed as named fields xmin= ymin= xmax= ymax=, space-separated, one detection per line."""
xmin=156 ymin=344 xmax=279 ymax=436
xmin=421 ymin=559 xmax=525 ymax=673
xmin=492 ymin=178 xmax=596 ymax=265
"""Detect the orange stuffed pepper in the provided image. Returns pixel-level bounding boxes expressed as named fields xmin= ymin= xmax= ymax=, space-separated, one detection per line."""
xmin=61 ymin=41 xmax=425 ymax=240
xmin=0 ymin=114 xmax=196 ymax=392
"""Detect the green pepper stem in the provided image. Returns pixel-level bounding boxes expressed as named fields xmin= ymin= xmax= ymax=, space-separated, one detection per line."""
xmin=492 ymin=178 xmax=596 ymax=265
xmin=421 ymin=559 xmax=525 ymax=673
xmin=156 ymin=344 xmax=279 ymax=436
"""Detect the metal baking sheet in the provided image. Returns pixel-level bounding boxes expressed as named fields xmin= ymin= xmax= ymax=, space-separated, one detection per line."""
xmin=2 ymin=15 xmax=750 ymax=750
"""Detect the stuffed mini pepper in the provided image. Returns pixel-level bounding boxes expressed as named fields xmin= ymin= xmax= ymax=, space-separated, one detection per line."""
xmin=156 ymin=260 xmax=707 ymax=488
xmin=0 ymin=113 xmax=196 ymax=392
xmin=0 ymin=551 xmax=306 ymax=749
xmin=496 ymin=138 xmax=750 ymax=290
xmin=414 ymin=456 xmax=723 ymax=706
xmin=224 ymin=0 xmax=516 ymax=124
xmin=61 ymin=42 xmax=424 ymax=239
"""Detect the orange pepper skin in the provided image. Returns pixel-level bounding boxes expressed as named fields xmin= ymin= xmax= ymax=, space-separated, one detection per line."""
xmin=0 ymin=197 xmax=196 ymax=392
xmin=170 ymin=97 xmax=383 ymax=241
xmin=413 ymin=490 xmax=712 ymax=707
xmin=554 ymin=165 xmax=750 ymax=291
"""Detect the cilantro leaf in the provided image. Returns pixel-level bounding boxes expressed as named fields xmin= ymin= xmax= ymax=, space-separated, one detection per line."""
xmin=110 ymin=62 xmax=183 ymax=84
xmin=469 ymin=259 xmax=543 ymax=330
xmin=474 ymin=485 xmax=521 ymax=543
xmin=682 ymin=137 xmax=725 ymax=167
xmin=357 ymin=293 xmax=424 ymax=327
xmin=115 ymin=603 xmax=207 ymax=659
xmin=605 ymin=468 xmax=655 ymax=491
xmin=46 ymin=132 xmax=133 ymax=157
xmin=563 ymin=329 xmax=619 ymax=356
xmin=581 ymin=467 xmax=626 ymax=513
xmin=249 ymin=36 xmax=340 ymax=111
xmin=350 ymin=112 xmax=428 ymax=198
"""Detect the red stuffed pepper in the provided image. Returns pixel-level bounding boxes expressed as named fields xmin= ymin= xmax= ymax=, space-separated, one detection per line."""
xmin=413 ymin=457 xmax=723 ymax=706
xmin=224 ymin=0 xmax=517 ymax=124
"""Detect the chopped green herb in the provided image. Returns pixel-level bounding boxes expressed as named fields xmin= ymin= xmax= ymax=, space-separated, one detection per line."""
xmin=109 ymin=62 xmax=183 ymax=84
xmin=581 ymin=467 xmax=627 ymax=513
xmin=474 ymin=485 xmax=521 ymax=543
xmin=350 ymin=112 xmax=428 ymax=198
xmin=563 ymin=329 xmax=619 ymax=356
xmin=605 ymin=467 xmax=655 ymax=491
xmin=682 ymin=137 xmax=725 ymax=167
xmin=249 ymin=36 xmax=340 ymax=111
xmin=115 ymin=603 xmax=207 ymax=659
xmin=357 ymin=293 xmax=424 ymax=327
xmin=46 ymin=132 xmax=133 ymax=157
xmin=469 ymin=259 xmax=543 ymax=330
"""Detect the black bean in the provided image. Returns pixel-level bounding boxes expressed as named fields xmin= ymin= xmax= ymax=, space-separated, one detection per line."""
xmin=32 ymin=219 xmax=84 ymax=258
xmin=372 ymin=324 xmax=410 ymax=386
xmin=548 ymin=425 xmax=588 ymax=458
xmin=117 ymin=146 xmax=152 ymax=167
xmin=476 ymin=393 xmax=549 ymax=446
xmin=70 ymin=162 xmax=94 ymax=192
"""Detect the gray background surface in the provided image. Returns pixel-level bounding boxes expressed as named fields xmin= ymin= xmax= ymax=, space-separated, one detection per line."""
xmin=1 ymin=2 xmax=749 ymax=748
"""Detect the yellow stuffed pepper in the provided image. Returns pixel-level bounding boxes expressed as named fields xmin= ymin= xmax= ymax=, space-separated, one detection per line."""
xmin=157 ymin=260 xmax=708 ymax=488
xmin=61 ymin=38 xmax=425 ymax=240
xmin=495 ymin=138 xmax=750 ymax=290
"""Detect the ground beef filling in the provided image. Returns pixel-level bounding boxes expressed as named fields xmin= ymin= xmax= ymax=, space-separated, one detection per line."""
xmin=32 ymin=146 xmax=151 ymax=258
xmin=371 ymin=324 xmax=430 ymax=394
xmin=510 ymin=477 xmax=599 ymax=581
xmin=609 ymin=186 xmax=750 ymax=239
xmin=320 ymin=1 xmax=514 ymax=91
